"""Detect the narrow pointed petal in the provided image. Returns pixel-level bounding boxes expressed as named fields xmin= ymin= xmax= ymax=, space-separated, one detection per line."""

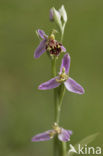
xmin=60 ymin=53 xmax=70 ymax=74
xmin=38 ymin=77 xmax=61 ymax=90
xmin=58 ymin=128 xmax=72 ymax=142
xmin=34 ymin=39 xmax=46 ymax=58
xmin=32 ymin=130 xmax=55 ymax=142
xmin=64 ymin=77 xmax=85 ymax=94
xmin=37 ymin=29 xmax=47 ymax=39
xmin=61 ymin=46 xmax=66 ymax=52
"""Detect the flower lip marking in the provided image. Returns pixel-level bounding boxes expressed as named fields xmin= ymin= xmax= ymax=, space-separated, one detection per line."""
xmin=56 ymin=67 xmax=68 ymax=83
xmin=46 ymin=34 xmax=64 ymax=56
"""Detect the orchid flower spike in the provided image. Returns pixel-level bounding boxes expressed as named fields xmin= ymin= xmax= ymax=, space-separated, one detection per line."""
xmin=32 ymin=123 xmax=72 ymax=142
xmin=38 ymin=53 xmax=85 ymax=94
xmin=34 ymin=29 xmax=66 ymax=58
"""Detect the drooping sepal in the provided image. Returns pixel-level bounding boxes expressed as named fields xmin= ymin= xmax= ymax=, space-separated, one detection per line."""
xmin=38 ymin=77 xmax=61 ymax=90
xmin=32 ymin=130 xmax=55 ymax=142
xmin=64 ymin=77 xmax=85 ymax=94
xmin=58 ymin=128 xmax=72 ymax=142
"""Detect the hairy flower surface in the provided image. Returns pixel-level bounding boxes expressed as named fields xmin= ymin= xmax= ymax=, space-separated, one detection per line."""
xmin=38 ymin=53 xmax=85 ymax=94
xmin=32 ymin=123 xmax=72 ymax=142
xmin=34 ymin=29 xmax=66 ymax=58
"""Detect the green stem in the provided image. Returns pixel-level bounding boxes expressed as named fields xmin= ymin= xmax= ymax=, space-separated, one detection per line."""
xmin=56 ymin=84 xmax=65 ymax=124
xmin=51 ymin=56 xmax=58 ymax=123
xmin=62 ymin=142 xmax=67 ymax=156
xmin=52 ymin=29 xmax=67 ymax=156
xmin=51 ymin=57 xmax=59 ymax=156
xmin=57 ymin=84 xmax=66 ymax=156
xmin=58 ymin=84 xmax=65 ymax=109
xmin=51 ymin=56 xmax=56 ymax=77
xmin=61 ymin=31 xmax=64 ymax=43
xmin=60 ymin=23 xmax=65 ymax=43
xmin=59 ymin=30 xmax=67 ymax=156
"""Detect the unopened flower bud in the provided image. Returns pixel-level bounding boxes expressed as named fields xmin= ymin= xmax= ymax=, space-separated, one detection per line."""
xmin=59 ymin=5 xmax=67 ymax=23
xmin=51 ymin=7 xmax=62 ymax=32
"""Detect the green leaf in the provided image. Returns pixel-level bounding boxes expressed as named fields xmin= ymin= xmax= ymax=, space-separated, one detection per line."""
xmin=67 ymin=133 xmax=99 ymax=156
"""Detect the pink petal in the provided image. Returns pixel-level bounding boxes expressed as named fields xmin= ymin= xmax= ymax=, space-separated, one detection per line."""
xmin=34 ymin=39 xmax=46 ymax=58
xmin=38 ymin=77 xmax=61 ymax=90
xmin=37 ymin=29 xmax=47 ymax=39
xmin=64 ymin=77 xmax=85 ymax=94
xmin=58 ymin=128 xmax=72 ymax=142
xmin=32 ymin=130 xmax=55 ymax=142
xmin=61 ymin=46 xmax=66 ymax=52
xmin=60 ymin=53 xmax=70 ymax=74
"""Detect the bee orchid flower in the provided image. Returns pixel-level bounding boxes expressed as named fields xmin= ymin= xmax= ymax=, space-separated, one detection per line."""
xmin=38 ymin=53 xmax=85 ymax=94
xmin=32 ymin=123 xmax=72 ymax=142
xmin=34 ymin=29 xmax=66 ymax=58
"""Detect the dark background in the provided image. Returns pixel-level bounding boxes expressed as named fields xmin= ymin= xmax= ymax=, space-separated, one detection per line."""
xmin=0 ymin=0 xmax=103 ymax=155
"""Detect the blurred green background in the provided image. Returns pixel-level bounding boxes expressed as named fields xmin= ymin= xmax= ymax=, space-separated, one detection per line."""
xmin=0 ymin=0 xmax=103 ymax=155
